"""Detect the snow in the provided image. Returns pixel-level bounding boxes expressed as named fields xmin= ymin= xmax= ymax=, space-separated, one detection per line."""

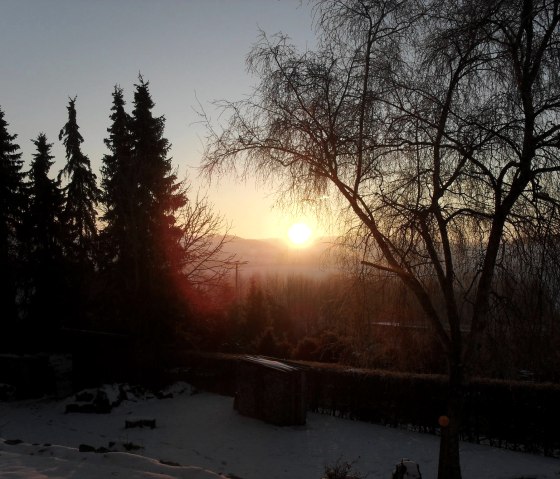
xmin=0 ymin=383 xmax=558 ymax=479
xmin=242 ymin=355 xmax=299 ymax=372
xmin=0 ymin=442 xmax=225 ymax=479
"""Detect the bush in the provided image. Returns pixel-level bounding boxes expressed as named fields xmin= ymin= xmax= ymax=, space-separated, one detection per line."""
xmin=292 ymin=336 xmax=321 ymax=361
xmin=292 ymin=331 xmax=351 ymax=363
xmin=323 ymin=458 xmax=364 ymax=479
xmin=254 ymin=328 xmax=291 ymax=358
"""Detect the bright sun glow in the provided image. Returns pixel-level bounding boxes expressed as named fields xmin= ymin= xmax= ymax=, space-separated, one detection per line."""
xmin=288 ymin=222 xmax=312 ymax=245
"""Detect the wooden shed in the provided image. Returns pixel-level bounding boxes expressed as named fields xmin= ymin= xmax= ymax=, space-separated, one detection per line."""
xmin=234 ymin=356 xmax=306 ymax=426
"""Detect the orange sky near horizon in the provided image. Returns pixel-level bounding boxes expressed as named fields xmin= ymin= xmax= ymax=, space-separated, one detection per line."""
xmin=0 ymin=0 xmax=321 ymax=240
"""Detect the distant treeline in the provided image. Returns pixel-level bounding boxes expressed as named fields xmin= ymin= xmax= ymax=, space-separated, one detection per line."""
xmin=188 ymin=254 xmax=560 ymax=382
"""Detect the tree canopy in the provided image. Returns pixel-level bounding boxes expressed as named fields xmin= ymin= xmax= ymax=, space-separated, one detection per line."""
xmin=59 ymin=96 xmax=100 ymax=266
xmin=202 ymin=1 xmax=560 ymax=477
xmin=0 ymin=107 xmax=24 ymax=326
xmin=24 ymin=133 xmax=65 ymax=333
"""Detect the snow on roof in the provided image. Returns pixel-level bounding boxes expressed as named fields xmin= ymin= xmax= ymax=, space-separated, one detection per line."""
xmin=242 ymin=355 xmax=299 ymax=372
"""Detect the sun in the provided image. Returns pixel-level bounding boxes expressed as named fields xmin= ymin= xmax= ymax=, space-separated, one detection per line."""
xmin=288 ymin=222 xmax=312 ymax=246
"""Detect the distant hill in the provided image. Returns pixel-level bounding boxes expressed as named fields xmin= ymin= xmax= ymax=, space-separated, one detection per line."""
xmin=221 ymin=236 xmax=340 ymax=279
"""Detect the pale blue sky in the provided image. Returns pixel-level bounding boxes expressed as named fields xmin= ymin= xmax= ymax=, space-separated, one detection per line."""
xmin=0 ymin=0 xmax=323 ymax=239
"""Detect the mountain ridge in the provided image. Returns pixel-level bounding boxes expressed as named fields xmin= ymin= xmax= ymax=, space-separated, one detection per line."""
xmin=221 ymin=235 xmax=339 ymax=279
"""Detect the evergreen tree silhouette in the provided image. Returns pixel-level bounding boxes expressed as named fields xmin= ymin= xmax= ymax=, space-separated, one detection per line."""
xmin=58 ymin=96 xmax=100 ymax=267
xmin=244 ymin=278 xmax=268 ymax=343
xmin=58 ymin=97 xmax=100 ymax=331
xmin=100 ymin=86 xmax=134 ymax=271
xmin=99 ymin=78 xmax=189 ymax=345
xmin=128 ymin=76 xmax=186 ymax=338
xmin=24 ymin=133 xmax=66 ymax=336
xmin=98 ymin=86 xmax=136 ymax=329
xmin=0 ymin=107 xmax=24 ymax=338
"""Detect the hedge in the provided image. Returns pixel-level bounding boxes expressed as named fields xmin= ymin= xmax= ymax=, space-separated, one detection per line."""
xmin=174 ymin=352 xmax=560 ymax=457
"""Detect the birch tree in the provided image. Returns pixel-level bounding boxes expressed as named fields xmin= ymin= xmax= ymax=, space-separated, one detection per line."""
xmin=202 ymin=1 xmax=560 ymax=477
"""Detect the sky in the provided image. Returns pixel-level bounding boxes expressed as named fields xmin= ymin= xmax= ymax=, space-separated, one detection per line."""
xmin=0 ymin=0 xmax=325 ymax=240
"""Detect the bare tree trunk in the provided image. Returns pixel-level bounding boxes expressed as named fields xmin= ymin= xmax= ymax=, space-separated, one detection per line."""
xmin=438 ymin=361 xmax=464 ymax=479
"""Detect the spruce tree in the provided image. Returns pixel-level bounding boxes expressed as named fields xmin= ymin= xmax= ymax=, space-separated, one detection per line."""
xmin=58 ymin=97 xmax=100 ymax=333
xmin=58 ymin=96 xmax=100 ymax=266
xmin=129 ymin=76 xmax=186 ymax=337
xmin=0 ymin=107 xmax=24 ymax=333
xmin=100 ymin=86 xmax=134 ymax=270
xmin=24 ymin=133 xmax=65 ymax=332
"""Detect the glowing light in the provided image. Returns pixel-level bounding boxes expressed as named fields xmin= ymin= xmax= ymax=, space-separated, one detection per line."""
xmin=288 ymin=222 xmax=312 ymax=245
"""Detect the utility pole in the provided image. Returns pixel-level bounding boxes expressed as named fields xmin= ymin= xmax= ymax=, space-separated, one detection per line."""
xmin=229 ymin=260 xmax=249 ymax=300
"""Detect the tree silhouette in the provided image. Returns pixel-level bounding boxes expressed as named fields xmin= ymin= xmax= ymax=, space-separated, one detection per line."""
xmin=202 ymin=1 xmax=560 ymax=477
xmin=58 ymin=96 xmax=100 ymax=332
xmin=119 ymin=76 xmax=187 ymax=338
xmin=130 ymin=75 xmax=186 ymax=276
xmin=59 ymin=96 xmax=100 ymax=267
xmin=243 ymin=278 xmax=268 ymax=343
xmin=99 ymin=79 xmax=235 ymax=345
xmin=98 ymin=86 xmax=136 ymax=327
xmin=100 ymin=86 xmax=134 ymax=271
xmin=24 ymin=133 xmax=65 ymax=336
xmin=0 ymin=107 xmax=24 ymax=335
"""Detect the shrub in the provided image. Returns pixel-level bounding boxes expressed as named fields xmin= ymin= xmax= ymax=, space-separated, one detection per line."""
xmin=292 ymin=336 xmax=321 ymax=361
xmin=254 ymin=328 xmax=291 ymax=358
xmin=323 ymin=458 xmax=364 ymax=479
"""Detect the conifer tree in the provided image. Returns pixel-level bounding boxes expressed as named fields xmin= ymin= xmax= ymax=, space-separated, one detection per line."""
xmin=99 ymin=79 xmax=187 ymax=338
xmin=130 ymin=76 xmax=185 ymax=268
xmin=100 ymin=86 xmax=134 ymax=270
xmin=58 ymin=97 xmax=100 ymax=266
xmin=24 ymin=133 xmax=65 ymax=331
xmin=128 ymin=76 xmax=186 ymax=336
xmin=243 ymin=278 xmax=268 ymax=343
xmin=27 ymin=133 xmax=64 ymax=258
xmin=0 ymin=107 xmax=24 ymax=331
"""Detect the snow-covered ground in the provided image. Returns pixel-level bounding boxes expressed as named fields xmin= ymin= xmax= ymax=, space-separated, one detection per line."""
xmin=0 ymin=383 xmax=558 ymax=479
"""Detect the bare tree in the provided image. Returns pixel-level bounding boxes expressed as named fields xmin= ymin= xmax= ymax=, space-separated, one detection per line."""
xmin=202 ymin=1 xmax=560 ymax=477
xmin=178 ymin=189 xmax=236 ymax=288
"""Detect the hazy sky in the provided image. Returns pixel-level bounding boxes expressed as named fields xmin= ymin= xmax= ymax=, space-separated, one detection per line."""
xmin=0 ymin=0 xmax=325 ymax=240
